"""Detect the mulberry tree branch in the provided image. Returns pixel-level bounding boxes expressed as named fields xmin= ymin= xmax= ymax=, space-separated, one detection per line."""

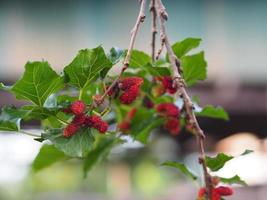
xmin=94 ymin=0 xmax=147 ymax=106
xmin=150 ymin=0 xmax=157 ymax=61
xmin=155 ymin=0 xmax=213 ymax=199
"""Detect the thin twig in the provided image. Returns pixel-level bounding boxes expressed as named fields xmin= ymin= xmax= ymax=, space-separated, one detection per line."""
xmin=155 ymin=0 xmax=212 ymax=199
xmin=150 ymin=0 xmax=157 ymax=61
xmin=94 ymin=0 xmax=147 ymax=106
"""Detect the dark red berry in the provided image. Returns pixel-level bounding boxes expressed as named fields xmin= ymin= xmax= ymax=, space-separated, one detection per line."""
xmin=70 ymin=100 xmax=86 ymax=115
xmin=164 ymin=118 xmax=180 ymax=135
xmin=84 ymin=115 xmax=108 ymax=133
xmin=156 ymin=103 xmax=180 ymax=118
xmin=119 ymin=77 xmax=144 ymax=91
xmin=63 ymin=123 xmax=79 ymax=138
xmin=162 ymin=76 xmax=177 ymax=94
xmin=215 ymin=186 xmax=233 ymax=196
xmin=72 ymin=114 xmax=86 ymax=125
xmin=119 ymin=85 xmax=140 ymax=104
xmin=118 ymin=121 xmax=131 ymax=131
xmin=198 ymin=187 xmax=206 ymax=198
xmin=143 ymin=97 xmax=154 ymax=109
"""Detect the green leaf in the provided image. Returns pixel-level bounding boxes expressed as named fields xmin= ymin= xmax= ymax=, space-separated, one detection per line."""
xmin=181 ymin=51 xmax=207 ymax=86
xmin=219 ymin=175 xmax=247 ymax=186
xmin=241 ymin=149 xmax=254 ymax=156
xmin=129 ymin=50 xmax=152 ymax=68
xmin=205 ymin=153 xmax=233 ymax=172
xmin=64 ymin=46 xmax=112 ymax=89
xmin=108 ymin=47 xmax=125 ymax=64
xmin=83 ymin=135 xmax=123 ymax=177
xmin=196 ymin=105 xmax=229 ymax=120
xmin=130 ymin=108 xmax=163 ymax=144
xmin=0 ymin=106 xmax=30 ymax=131
xmin=20 ymin=105 xmax=58 ymax=120
xmin=32 ymin=144 xmax=68 ymax=172
xmin=141 ymin=63 xmax=171 ymax=76
xmin=11 ymin=61 xmax=64 ymax=106
xmin=171 ymin=38 xmax=202 ymax=58
xmin=42 ymin=128 xmax=95 ymax=158
xmin=161 ymin=161 xmax=198 ymax=181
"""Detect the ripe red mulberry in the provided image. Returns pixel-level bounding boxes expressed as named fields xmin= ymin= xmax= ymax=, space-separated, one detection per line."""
xmin=119 ymin=85 xmax=140 ymax=104
xmin=119 ymin=77 xmax=144 ymax=90
xmin=63 ymin=123 xmax=79 ymax=138
xmin=156 ymin=103 xmax=180 ymax=117
xmin=72 ymin=114 xmax=86 ymax=125
xmin=162 ymin=76 xmax=177 ymax=94
xmin=215 ymin=186 xmax=233 ymax=196
xmin=164 ymin=118 xmax=180 ymax=135
xmin=70 ymin=100 xmax=86 ymax=115
xmin=118 ymin=121 xmax=131 ymax=131
xmin=85 ymin=115 xmax=108 ymax=133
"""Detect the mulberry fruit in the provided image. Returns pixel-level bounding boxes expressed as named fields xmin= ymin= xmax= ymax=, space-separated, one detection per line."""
xmin=70 ymin=100 xmax=86 ymax=115
xmin=164 ymin=118 xmax=180 ymax=135
xmin=156 ymin=103 xmax=180 ymax=118
xmin=119 ymin=85 xmax=140 ymax=104
xmin=119 ymin=77 xmax=144 ymax=90
xmin=63 ymin=123 xmax=79 ymax=138
xmin=85 ymin=115 xmax=108 ymax=133
xmin=162 ymin=76 xmax=177 ymax=94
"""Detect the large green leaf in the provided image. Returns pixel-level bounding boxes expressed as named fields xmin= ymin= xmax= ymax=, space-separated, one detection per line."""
xmin=181 ymin=51 xmax=207 ymax=86
xmin=161 ymin=161 xmax=198 ymax=181
xmin=129 ymin=50 xmax=152 ymax=68
xmin=11 ymin=61 xmax=64 ymax=106
xmin=196 ymin=105 xmax=229 ymax=121
xmin=0 ymin=106 xmax=30 ymax=131
xmin=205 ymin=153 xmax=233 ymax=172
xmin=42 ymin=128 xmax=95 ymax=158
xmin=219 ymin=175 xmax=247 ymax=186
xmin=64 ymin=46 xmax=112 ymax=89
xmin=171 ymin=38 xmax=202 ymax=58
xmin=32 ymin=144 xmax=68 ymax=172
xmin=83 ymin=135 xmax=123 ymax=177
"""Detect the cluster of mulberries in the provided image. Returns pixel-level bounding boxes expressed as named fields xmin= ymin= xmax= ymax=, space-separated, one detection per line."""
xmin=108 ymin=76 xmax=144 ymax=105
xmin=152 ymin=76 xmax=177 ymax=97
xmin=156 ymin=103 xmax=180 ymax=135
xmin=198 ymin=186 xmax=233 ymax=200
xmin=63 ymin=100 xmax=108 ymax=138
xmin=118 ymin=108 xmax=137 ymax=132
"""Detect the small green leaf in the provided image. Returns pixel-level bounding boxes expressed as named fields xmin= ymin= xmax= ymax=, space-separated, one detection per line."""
xmin=129 ymin=50 xmax=152 ymax=68
xmin=171 ymin=38 xmax=202 ymax=58
xmin=0 ymin=106 xmax=30 ymax=131
xmin=11 ymin=61 xmax=64 ymax=106
xmin=64 ymin=46 xmax=112 ymax=89
xmin=108 ymin=47 xmax=125 ymax=64
xmin=241 ymin=149 xmax=254 ymax=156
xmin=205 ymin=153 xmax=233 ymax=172
xmin=219 ymin=175 xmax=247 ymax=186
xmin=196 ymin=105 xmax=229 ymax=120
xmin=161 ymin=161 xmax=198 ymax=181
xmin=142 ymin=63 xmax=171 ymax=76
xmin=83 ymin=135 xmax=123 ymax=177
xmin=181 ymin=51 xmax=207 ymax=86
xmin=130 ymin=108 xmax=163 ymax=144
xmin=32 ymin=144 xmax=68 ymax=172
xmin=42 ymin=128 xmax=95 ymax=158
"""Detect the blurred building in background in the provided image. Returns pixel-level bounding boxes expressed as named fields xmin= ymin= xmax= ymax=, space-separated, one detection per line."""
xmin=0 ymin=0 xmax=266 ymax=200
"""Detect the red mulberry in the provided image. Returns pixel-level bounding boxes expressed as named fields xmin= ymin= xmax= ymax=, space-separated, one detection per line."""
xmin=162 ymin=76 xmax=177 ymax=94
xmin=85 ymin=115 xmax=108 ymax=133
xmin=215 ymin=186 xmax=233 ymax=196
xmin=164 ymin=118 xmax=180 ymax=135
xmin=118 ymin=121 xmax=131 ymax=131
xmin=70 ymin=100 xmax=86 ymax=115
xmin=156 ymin=103 xmax=180 ymax=117
xmin=119 ymin=77 xmax=144 ymax=90
xmin=119 ymin=85 xmax=140 ymax=104
xmin=72 ymin=114 xmax=86 ymax=125
xmin=63 ymin=123 xmax=79 ymax=138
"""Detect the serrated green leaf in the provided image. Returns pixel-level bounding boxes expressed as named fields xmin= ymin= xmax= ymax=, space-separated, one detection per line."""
xmin=11 ymin=61 xmax=64 ymax=106
xmin=42 ymin=128 xmax=95 ymax=158
xmin=0 ymin=106 xmax=30 ymax=131
xmin=219 ymin=175 xmax=247 ymax=186
xmin=241 ymin=149 xmax=253 ymax=156
xmin=171 ymin=38 xmax=202 ymax=58
xmin=83 ymin=135 xmax=123 ymax=177
xmin=205 ymin=153 xmax=233 ymax=172
xmin=64 ymin=46 xmax=112 ymax=89
xmin=129 ymin=50 xmax=152 ymax=68
xmin=161 ymin=161 xmax=198 ymax=181
xmin=32 ymin=144 xmax=68 ymax=172
xmin=196 ymin=105 xmax=229 ymax=120
xmin=181 ymin=51 xmax=207 ymax=86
